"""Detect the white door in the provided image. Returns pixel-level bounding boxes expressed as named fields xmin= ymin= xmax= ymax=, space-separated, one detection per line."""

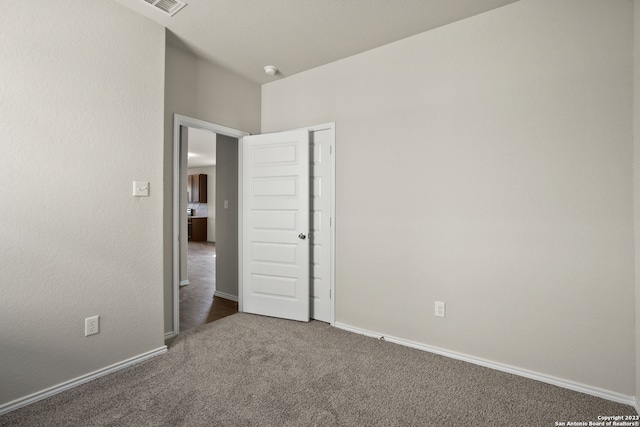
xmin=242 ymin=129 xmax=310 ymax=321
xmin=310 ymin=128 xmax=333 ymax=322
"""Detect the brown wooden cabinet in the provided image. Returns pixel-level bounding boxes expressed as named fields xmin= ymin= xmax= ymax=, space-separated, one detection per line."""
xmin=188 ymin=174 xmax=207 ymax=203
xmin=188 ymin=217 xmax=207 ymax=241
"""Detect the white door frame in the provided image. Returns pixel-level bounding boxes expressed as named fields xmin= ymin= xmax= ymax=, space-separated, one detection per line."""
xmin=238 ymin=122 xmax=336 ymax=325
xmin=171 ymin=114 xmax=249 ymax=336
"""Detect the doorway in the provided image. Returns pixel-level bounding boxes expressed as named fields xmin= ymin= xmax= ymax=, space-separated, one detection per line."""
xmin=172 ymin=115 xmax=249 ymax=335
xmin=180 ymin=127 xmax=236 ymax=331
xmin=171 ymin=116 xmax=336 ymax=335
xmin=239 ymin=123 xmax=336 ymax=324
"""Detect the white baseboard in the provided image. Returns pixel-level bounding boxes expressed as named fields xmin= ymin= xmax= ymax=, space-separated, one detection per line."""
xmin=214 ymin=291 xmax=238 ymax=302
xmin=179 ymin=280 xmax=189 ymax=287
xmin=334 ymin=322 xmax=637 ymax=409
xmin=0 ymin=346 xmax=167 ymax=416
xmin=164 ymin=331 xmax=176 ymax=340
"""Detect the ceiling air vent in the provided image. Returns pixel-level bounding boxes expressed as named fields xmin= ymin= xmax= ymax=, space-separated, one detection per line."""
xmin=143 ymin=0 xmax=187 ymax=16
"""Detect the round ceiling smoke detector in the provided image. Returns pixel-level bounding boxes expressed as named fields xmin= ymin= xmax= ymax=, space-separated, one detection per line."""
xmin=264 ymin=65 xmax=278 ymax=76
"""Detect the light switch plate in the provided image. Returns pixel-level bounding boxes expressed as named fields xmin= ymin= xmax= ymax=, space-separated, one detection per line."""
xmin=133 ymin=181 xmax=149 ymax=197
xmin=435 ymin=301 xmax=445 ymax=318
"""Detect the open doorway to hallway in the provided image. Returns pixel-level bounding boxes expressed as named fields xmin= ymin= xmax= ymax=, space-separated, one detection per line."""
xmin=180 ymin=241 xmax=237 ymax=330
xmin=179 ymin=126 xmax=238 ymax=332
xmin=171 ymin=117 xmax=336 ymax=335
xmin=172 ymin=115 xmax=248 ymax=336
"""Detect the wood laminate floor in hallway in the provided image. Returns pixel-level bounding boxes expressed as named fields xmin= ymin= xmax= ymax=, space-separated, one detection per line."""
xmin=180 ymin=241 xmax=238 ymax=332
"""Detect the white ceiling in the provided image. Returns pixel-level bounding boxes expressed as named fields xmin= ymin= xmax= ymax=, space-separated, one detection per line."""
xmin=187 ymin=127 xmax=216 ymax=168
xmin=114 ymin=0 xmax=519 ymax=85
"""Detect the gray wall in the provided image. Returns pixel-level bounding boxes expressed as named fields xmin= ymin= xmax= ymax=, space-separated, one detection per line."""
xmin=0 ymin=0 xmax=166 ymax=406
xmin=163 ymin=43 xmax=261 ymax=333
xmin=634 ymin=0 xmax=640 ymax=404
xmin=215 ymin=135 xmax=239 ymax=299
xmin=262 ymin=0 xmax=634 ymax=396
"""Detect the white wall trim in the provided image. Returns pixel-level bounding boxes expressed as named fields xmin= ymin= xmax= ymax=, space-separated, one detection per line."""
xmin=179 ymin=280 xmax=189 ymax=286
xmin=0 ymin=346 xmax=167 ymax=416
xmin=334 ymin=322 xmax=637 ymax=409
xmin=237 ymin=138 xmax=243 ymax=314
xmin=164 ymin=331 xmax=176 ymax=340
xmin=304 ymin=122 xmax=336 ymax=326
xmin=634 ymin=398 xmax=640 ymax=415
xmin=213 ymin=290 xmax=238 ymax=302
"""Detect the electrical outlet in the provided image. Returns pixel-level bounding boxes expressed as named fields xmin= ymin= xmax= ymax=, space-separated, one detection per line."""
xmin=85 ymin=315 xmax=100 ymax=336
xmin=434 ymin=301 xmax=445 ymax=318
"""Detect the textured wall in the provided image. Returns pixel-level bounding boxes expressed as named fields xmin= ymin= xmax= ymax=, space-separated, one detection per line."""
xmin=634 ymin=0 xmax=640 ymax=404
xmin=215 ymin=135 xmax=239 ymax=299
xmin=262 ymin=0 xmax=635 ymax=395
xmin=0 ymin=0 xmax=165 ymax=406
xmin=163 ymin=44 xmax=260 ymax=333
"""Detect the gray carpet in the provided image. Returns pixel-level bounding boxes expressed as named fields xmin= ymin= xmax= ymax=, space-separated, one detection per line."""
xmin=0 ymin=313 xmax=635 ymax=426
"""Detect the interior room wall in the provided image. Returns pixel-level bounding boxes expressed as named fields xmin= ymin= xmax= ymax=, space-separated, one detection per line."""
xmin=163 ymin=43 xmax=261 ymax=333
xmin=214 ymin=135 xmax=239 ymax=300
xmin=0 ymin=0 xmax=165 ymax=407
xmin=634 ymin=0 xmax=640 ymax=405
xmin=262 ymin=0 xmax=635 ymax=396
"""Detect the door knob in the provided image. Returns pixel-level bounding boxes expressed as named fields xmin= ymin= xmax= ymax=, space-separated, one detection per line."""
xmin=298 ymin=233 xmax=307 ymax=240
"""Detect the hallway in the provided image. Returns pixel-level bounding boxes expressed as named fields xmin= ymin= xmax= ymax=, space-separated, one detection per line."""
xmin=179 ymin=242 xmax=237 ymax=331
